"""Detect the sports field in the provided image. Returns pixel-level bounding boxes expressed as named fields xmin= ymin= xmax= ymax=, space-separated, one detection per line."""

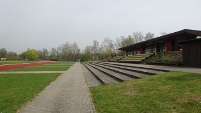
xmin=0 ymin=61 xmax=74 ymax=113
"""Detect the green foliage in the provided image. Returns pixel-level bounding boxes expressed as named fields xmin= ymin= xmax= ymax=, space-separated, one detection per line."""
xmin=80 ymin=49 xmax=91 ymax=61
xmin=116 ymin=50 xmax=125 ymax=56
xmin=0 ymin=73 xmax=60 ymax=113
xmin=104 ymin=49 xmax=112 ymax=58
xmin=91 ymin=72 xmax=201 ymax=113
xmin=25 ymin=49 xmax=39 ymax=61
xmin=146 ymin=51 xmax=182 ymax=65
xmin=6 ymin=51 xmax=19 ymax=60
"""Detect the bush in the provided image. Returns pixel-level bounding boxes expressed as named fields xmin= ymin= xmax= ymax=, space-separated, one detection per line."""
xmin=145 ymin=51 xmax=182 ymax=65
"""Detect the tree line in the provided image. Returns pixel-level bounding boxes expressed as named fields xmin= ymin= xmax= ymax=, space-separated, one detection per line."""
xmin=0 ymin=31 xmax=162 ymax=61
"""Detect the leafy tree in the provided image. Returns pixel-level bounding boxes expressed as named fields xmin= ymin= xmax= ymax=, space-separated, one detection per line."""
xmin=104 ymin=48 xmax=113 ymax=58
xmin=6 ymin=51 xmax=19 ymax=60
xmin=19 ymin=52 xmax=26 ymax=60
xmin=25 ymin=49 xmax=39 ymax=61
xmin=80 ymin=46 xmax=92 ymax=61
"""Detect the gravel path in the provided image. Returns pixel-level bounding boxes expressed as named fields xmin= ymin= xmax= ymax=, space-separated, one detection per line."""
xmin=18 ymin=62 xmax=95 ymax=113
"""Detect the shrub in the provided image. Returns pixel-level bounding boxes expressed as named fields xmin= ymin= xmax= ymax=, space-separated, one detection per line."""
xmin=145 ymin=51 xmax=182 ymax=65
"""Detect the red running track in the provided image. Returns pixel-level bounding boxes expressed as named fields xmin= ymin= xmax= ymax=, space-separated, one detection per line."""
xmin=0 ymin=62 xmax=53 ymax=71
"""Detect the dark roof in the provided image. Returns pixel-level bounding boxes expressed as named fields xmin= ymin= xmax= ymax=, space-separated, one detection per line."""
xmin=119 ymin=29 xmax=201 ymax=51
xmin=178 ymin=38 xmax=201 ymax=44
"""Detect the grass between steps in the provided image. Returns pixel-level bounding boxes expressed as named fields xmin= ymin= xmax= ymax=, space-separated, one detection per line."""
xmin=0 ymin=73 xmax=60 ymax=113
xmin=90 ymin=71 xmax=201 ymax=113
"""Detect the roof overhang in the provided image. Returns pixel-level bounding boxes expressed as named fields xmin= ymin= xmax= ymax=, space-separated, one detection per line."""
xmin=119 ymin=29 xmax=201 ymax=51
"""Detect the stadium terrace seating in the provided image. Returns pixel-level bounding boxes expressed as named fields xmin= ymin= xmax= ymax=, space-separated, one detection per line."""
xmin=118 ymin=53 xmax=154 ymax=63
xmin=108 ymin=56 xmax=124 ymax=62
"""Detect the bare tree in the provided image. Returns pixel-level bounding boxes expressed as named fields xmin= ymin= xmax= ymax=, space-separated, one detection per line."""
xmin=39 ymin=48 xmax=49 ymax=60
xmin=57 ymin=46 xmax=62 ymax=60
xmin=91 ymin=40 xmax=100 ymax=61
xmin=133 ymin=32 xmax=144 ymax=43
xmin=144 ymin=32 xmax=155 ymax=40
xmin=71 ymin=42 xmax=80 ymax=60
xmin=102 ymin=37 xmax=114 ymax=52
xmin=0 ymin=48 xmax=7 ymax=58
xmin=101 ymin=37 xmax=115 ymax=58
xmin=160 ymin=32 xmax=167 ymax=36
xmin=50 ymin=47 xmax=58 ymax=60
xmin=116 ymin=36 xmax=135 ymax=48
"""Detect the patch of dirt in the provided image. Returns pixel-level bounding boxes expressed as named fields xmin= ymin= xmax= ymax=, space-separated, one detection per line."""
xmin=124 ymin=91 xmax=136 ymax=96
xmin=192 ymin=96 xmax=201 ymax=102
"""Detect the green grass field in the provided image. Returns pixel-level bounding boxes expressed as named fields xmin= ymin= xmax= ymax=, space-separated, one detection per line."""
xmin=0 ymin=73 xmax=60 ymax=113
xmin=91 ymin=72 xmax=201 ymax=113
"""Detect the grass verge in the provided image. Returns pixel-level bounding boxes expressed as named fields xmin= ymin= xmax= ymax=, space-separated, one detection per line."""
xmin=0 ymin=73 xmax=60 ymax=113
xmin=90 ymin=71 xmax=201 ymax=113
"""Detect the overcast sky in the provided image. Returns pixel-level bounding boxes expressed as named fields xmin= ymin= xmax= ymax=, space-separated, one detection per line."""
xmin=1 ymin=0 xmax=201 ymax=53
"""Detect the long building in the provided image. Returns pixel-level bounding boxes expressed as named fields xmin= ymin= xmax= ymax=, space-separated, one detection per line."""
xmin=119 ymin=29 xmax=201 ymax=56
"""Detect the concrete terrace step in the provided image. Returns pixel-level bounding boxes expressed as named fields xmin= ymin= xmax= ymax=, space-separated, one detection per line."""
xmin=103 ymin=62 xmax=169 ymax=72
xmin=84 ymin=64 xmax=118 ymax=84
xmin=98 ymin=63 xmax=163 ymax=75
xmin=81 ymin=64 xmax=102 ymax=87
xmin=88 ymin=64 xmax=133 ymax=81
xmin=118 ymin=60 xmax=142 ymax=63
xmin=92 ymin=63 xmax=148 ymax=78
xmin=121 ymin=58 xmax=145 ymax=60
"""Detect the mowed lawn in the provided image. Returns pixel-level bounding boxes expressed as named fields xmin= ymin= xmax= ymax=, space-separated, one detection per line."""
xmin=2 ymin=62 xmax=75 ymax=71
xmin=0 ymin=62 xmax=75 ymax=112
xmin=0 ymin=73 xmax=60 ymax=113
xmin=91 ymin=72 xmax=201 ymax=113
